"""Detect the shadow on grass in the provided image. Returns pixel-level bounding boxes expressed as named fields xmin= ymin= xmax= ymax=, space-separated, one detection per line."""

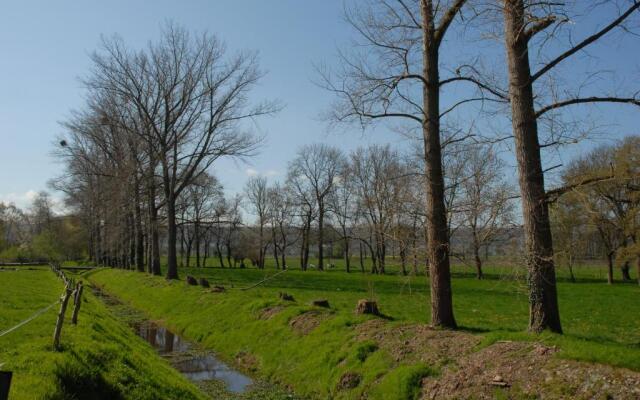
xmin=45 ymin=352 xmax=123 ymax=400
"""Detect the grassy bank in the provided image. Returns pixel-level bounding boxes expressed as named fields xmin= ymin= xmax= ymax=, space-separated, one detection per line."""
xmin=88 ymin=266 xmax=640 ymax=399
xmin=0 ymin=267 xmax=204 ymax=399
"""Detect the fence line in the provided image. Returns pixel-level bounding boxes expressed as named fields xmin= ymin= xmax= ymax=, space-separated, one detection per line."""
xmin=0 ymin=302 xmax=58 ymax=338
xmin=240 ymin=269 xmax=289 ymax=291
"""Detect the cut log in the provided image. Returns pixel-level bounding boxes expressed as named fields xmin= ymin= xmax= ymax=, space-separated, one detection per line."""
xmin=490 ymin=375 xmax=509 ymax=387
xmin=211 ymin=285 xmax=226 ymax=293
xmin=186 ymin=276 xmax=198 ymax=286
xmin=199 ymin=278 xmax=210 ymax=288
xmin=279 ymin=292 xmax=295 ymax=301
xmin=311 ymin=299 xmax=329 ymax=308
xmin=355 ymin=299 xmax=380 ymax=316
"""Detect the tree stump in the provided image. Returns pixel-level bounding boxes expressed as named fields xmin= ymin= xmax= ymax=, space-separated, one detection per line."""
xmin=186 ymin=276 xmax=198 ymax=286
xmin=355 ymin=299 xmax=380 ymax=316
xmin=311 ymin=299 xmax=330 ymax=308
xmin=199 ymin=278 xmax=210 ymax=288
xmin=279 ymin=292 xmax=295 ymax=301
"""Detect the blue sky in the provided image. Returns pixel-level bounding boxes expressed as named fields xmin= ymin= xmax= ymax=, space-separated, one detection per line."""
xmin=1 ymin=1 xmax=638 ymax=210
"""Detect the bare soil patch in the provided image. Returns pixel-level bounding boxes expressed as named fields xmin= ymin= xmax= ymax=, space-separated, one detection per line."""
xmin=258 ymin=306 xmax=284 ymax=320
xmin=421 ymin=341 xmax=640 ymax=399
xmin=289 ymin=310 xmax=329 ymax=335
xmin=235 ymin=351 xmax=259 ymax=372
xmin=354 ymin=320 xmax=640 ymax=398
xmin=356 ymin=320 xmax=480 ymax=365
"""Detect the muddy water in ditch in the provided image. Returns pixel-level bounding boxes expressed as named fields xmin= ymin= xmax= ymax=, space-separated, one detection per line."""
xmin=134 ymin=320 xmax=253 ymax=392
xmin=90 ymin=286 xmax=255 ymax=395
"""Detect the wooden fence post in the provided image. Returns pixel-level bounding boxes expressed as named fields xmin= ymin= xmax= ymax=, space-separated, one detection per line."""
xmin=53 ymin=285 xmax=73 ymax=350
xmin=71 ymin=282 xmax=83 ymax=325
xmin=0 ymin=371 xmax=12 ymax=400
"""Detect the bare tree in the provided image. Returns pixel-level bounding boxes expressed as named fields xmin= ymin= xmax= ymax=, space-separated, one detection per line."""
xmin=267 ymin=183 xmax=298 ymax=269
xmin=501 ymin=0 xmax=640 ymax=332
xmin=223 ymin=194 xmax=244 ymax=267
xmin=350 ymin=145 xmax=410 ymax=274
xmin=178 ymin=173 xmax=223 ymax=268
xmin=319 ymin=0 xmax=506 ymax=328
xmin=245 ymin=176 xmax=270 ymax=269
xmin=287 ymin=144 xmax=343 ymax=270
xmin=327 ymin=166 xmax=357 ymax=272
xmin=458 ymin=145 xmax=515 ymax=279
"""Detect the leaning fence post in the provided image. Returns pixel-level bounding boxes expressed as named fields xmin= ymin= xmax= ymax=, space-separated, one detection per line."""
xmin=71 ymin=282 xmax=83 ymax=325
xmin=53 ymin=285 xmax=73 ymax=350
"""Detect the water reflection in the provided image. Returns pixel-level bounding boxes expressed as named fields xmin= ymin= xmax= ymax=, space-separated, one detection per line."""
xmin=134 ymin=321 xmax=252 ymax=393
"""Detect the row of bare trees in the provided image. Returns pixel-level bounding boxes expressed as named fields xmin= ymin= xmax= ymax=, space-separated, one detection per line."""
xmin=242 ymin=142 xmax=515 ymax=275
xmin=54 ymin=24 xmax=277 ymax=278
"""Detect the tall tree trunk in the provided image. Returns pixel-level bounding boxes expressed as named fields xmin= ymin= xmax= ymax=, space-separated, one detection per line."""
xmin=130 ymin=212 xmax=136 ymax=268
xmin=359 ymin=241 xmax=365 ymax=273
xmin=259 ymin=224 xmax=265 ymax=269
xmin=185 ymin=235 xmax=192 ymax=268
xmin=203 ymin=236 xmax=209 ymax=268
xmin=637 ymin=256 xmax=640 ymax=286
xmin=216 ymin=240 xmax=225 ymax=268
xmin=400 ymin=248 xmax=407 ymax=276
xmin=134 ymin=187 xmax=145 ymax=272
xmin=318 ymin=207 xmax=324 ymax=271
xmin=195 ymin=223 xmax=201 ymax=268
xmin=567 ymin=255 xmax=576 ymax=283
xmin=344 ymin=233 xmax=351 ymax=273
xmin=412 ymin=232 xmax=419 ymax=275
xmin=621 ymin=261 xmax=631 ymax=281
xmin=300 ymin=228 xmax=306 ymax=270
xmin=607 ymin=252 xmax=614 ymax=284
xmin=472 ymin=232 xmax=483 ymax=280
xmin=148 ymin=193 xmax=161 ymax=276
xmin=180 ymin=227 xmax=185 ymax=267
xmin=281 ymin=237 xmax=287 ymax=270
xmin=273 ymin=243 xmax=280 ymax=269
xmin=503 ymin=0 xmax=561 ymax=333
xmin=421 ymin=0 xmax=456 ymax=329
xmin=165 ymin=192 xmax=179 ymax=279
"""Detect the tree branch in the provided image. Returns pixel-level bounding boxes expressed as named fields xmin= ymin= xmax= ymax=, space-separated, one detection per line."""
xmin=536 ymin=96 xmax=640 ymax=117
xmin=532 ymin=2 xmax=640 ymax=82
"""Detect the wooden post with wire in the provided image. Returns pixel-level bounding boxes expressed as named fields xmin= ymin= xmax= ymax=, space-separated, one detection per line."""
xmin=71 ymin=282 xmax=84 ymax=325
xmin=53 ymin=284 xmax=73 ymax=350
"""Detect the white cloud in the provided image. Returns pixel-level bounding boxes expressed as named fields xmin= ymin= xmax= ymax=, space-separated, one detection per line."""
xmin=0 ymin=191 xmax=37 ymax=208
xmin=245 ymin=168 xmax=279 ymax=178
xmin=0 ymin=190 xmax=66 ymax=213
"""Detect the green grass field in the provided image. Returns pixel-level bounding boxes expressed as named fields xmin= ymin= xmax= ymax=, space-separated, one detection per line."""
xmin=86 ymin=260 xmax=640 ymax=399
xmin=181 ymin=253 xmax=636 ymax=283
xmin=0 ymin=267 xmax=204 ymax=399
